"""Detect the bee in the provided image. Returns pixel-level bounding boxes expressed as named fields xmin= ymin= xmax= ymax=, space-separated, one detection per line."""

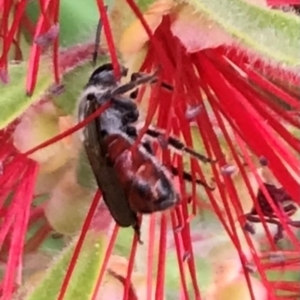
xmin=243 ymin=170 xmax=299 ymax=242
xmin=78 ymin=63 xmax=216 ymax=242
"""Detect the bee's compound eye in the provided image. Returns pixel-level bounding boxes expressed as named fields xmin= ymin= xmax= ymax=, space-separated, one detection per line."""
xmin=86 ymin=93 xmax=95 ymax=101
xmin=100 ymin=129 xmax=108 ymax=137
xmin=125 ymin=126 xmax=137 ymax=137
xmin=123 ymin=110 xmax=139 ymax=124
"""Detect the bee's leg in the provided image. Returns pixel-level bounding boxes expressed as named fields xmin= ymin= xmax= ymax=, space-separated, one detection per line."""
xmin=132 ymin=220 xmax=143 ymax=244
xmin=245 ymin=214 xmax=284 ymax=226
xmin=156 ymin=81 xmax=173 ymax=91
xmin=141 ymin=140 xmax=153 ymax=154
xmin=288 ymin=220 xmax=300 ymax=227
xmin=123 ymin=125 xmax=154 ymax=156
xmin=130 ymin=72 xmax=146 ymax=82
xmin=244 ymin=213 xmax=285 ymax=242
xmin=145 ymin=128 xmax=217 ymax=164
xmin=129 ymin=73 xmax=140 ymax=99
xmin=274 ymin=224 xmax=284 ymax=242
xmin=130 ymin=72 xmax=173 ymax=92
xmin=170 ymin=166 xmax=215 ymax=190
xmin=108 ymin=70 xmax=173 ymax=98
xmin=109 ymin=73 xmax=158 ymax=97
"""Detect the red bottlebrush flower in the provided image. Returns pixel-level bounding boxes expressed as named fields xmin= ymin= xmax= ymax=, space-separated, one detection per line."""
xmin=0 ymin=0 xmax=300 ymax=299
xmin=88 ymin=1 xmax=299 ymax=299
xmin=0 ymin=128 xmax=39 ymax=299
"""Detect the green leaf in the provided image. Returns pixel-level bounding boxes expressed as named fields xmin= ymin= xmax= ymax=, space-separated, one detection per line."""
xmin=165 ymin=252 xmax=213 ymax=298
xmin=164 ymin=253 xmax=182 ymax=295
xmin=0 ymin=55 xmax=109 ymax=131
xmin=52 ymin=55 xmax=110 ymax=116
xmin=24 ymin=233 xmax=107 ymax=300
xmin=64 ymin=235 xmax=106 ymax=300
xmin=26 ymin=220 xmax=65 ymax=252
xmin=135 ymin=0 xmax=153 ymax=12
xmin=25 ymin=0 xmax=102 ymax=47
xmin=114 ymin=227 xmax=134 ymax=257
xmin=187 ymin=0 xmax=300 ymax=67
xmin=194 ymin=258 xmax=214 ymax=294
xmin=40 ymin=234 xmax=66 ymax=252
xmin=0 ymin=63 xmax=52 ymax=130
xmin=265 ymin=268 xmax=300 ymax=296
xmin=267 ymin=269 xmax=300 ymax=282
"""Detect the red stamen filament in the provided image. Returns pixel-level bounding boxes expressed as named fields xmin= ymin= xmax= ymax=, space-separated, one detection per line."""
xmin=95 ymin=0 xmax=120 ymax=78
xmin=57 ymin=191 xmax=102 ymax=300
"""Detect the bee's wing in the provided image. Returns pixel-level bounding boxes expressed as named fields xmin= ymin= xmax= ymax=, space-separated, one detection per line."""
xmin=82 ymin=100 xmax=138 ymax=228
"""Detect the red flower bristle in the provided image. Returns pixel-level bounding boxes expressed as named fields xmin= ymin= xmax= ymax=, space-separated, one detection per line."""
xmin=95 ymin=0 xmax=120 ymax=78
xmin=223 ymin=47 xmax=300 ymax=87
xmin=123 ymin=233 xmax=138 ymax=300
xmin=20 ymin=13 xmax=36 ymax=38
xmin=171 ymin=211 xmax=190 ymax=299
xmin=24 ymin=223 xmax=52 ymax=253
xmin=26 ymin=0 xmax=59 ymax=95
xmin=57 ymin=191 xmax=102 ymax=300
xmin=27 ymin=206 xmax=45 ymax=227
xmin=171 ymin=127 xmax=201 ymax=298
xmin=0 ymin=0 xmax=18 ymax=72
xmin=90 ymin=225 xmax=119 ymax=300
xmin=125 ymin=0 xmax=175 ymax=74
xmin=108 ymin=270 xmax=138 ymax=300
xmin=52 ymin=0 xmax=60 ymax=84
xmin=0 ymin=160 xmax=38 ymax=300
xmin=202 ymin=55 xmax=298 ymax=201
xmin=24 ymin=102 xmax=111 ymax=157
xmin=155 ymin=214 xmax=167 ymax=300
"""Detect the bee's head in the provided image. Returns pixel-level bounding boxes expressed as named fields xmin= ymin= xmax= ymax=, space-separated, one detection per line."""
xmin=88 ymin=63 xmax=128 ymax=86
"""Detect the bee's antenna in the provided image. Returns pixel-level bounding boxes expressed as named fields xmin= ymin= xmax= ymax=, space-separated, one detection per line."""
xmin=92 ymin=6 xmax=108 ymax=66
